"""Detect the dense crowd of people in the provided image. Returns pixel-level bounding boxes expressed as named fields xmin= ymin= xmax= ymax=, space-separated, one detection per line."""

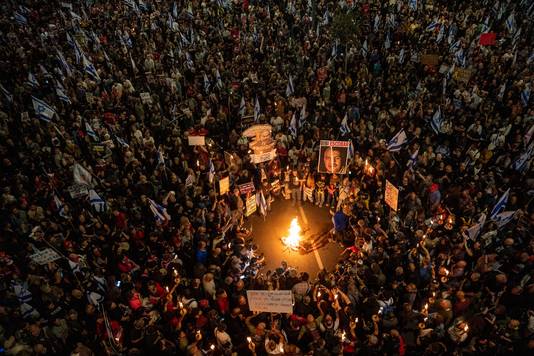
xmin=0 ymin=0 xmax=533 ymax=355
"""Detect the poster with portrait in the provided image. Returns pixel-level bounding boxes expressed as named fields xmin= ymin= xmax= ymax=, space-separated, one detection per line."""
xmin=317 ymin=141 xmax=350 ymax=174
xmin=384 ymin=180 xmax=399 ymax=211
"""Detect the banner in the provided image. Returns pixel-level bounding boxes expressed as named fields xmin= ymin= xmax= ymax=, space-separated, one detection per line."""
xmin=30 ymin=248 xmax=61 ymax=265
xmin=219 ymin=177 xmax=230 ymax=195
xmin=188 ymin=135 xmax=206 ymax=146
xmin=251 ymin=151 xmax=277 ymax=163
xmin=245 ymin=195 xmax=257 ymax=216
xmin=384 ymin=179 xmax=399 ymax=211
xmin=238 ymin=181 xmax=255 ymax=195
xmin=68 ymin=183 xmax=89 ymax=198
xmin=246 ymin=290 xmax=293 ymax=314
xmin=453 ymin=68 xmax=472 ymax=83
xmin=420 ymin=54 xmax=440 ymax=66
xmin=317 ymin=140 xmax=350 ymax=174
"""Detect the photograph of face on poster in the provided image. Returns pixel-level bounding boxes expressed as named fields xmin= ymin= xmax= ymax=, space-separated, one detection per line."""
xmin=317 ymin=140 xmax=350 ymax=174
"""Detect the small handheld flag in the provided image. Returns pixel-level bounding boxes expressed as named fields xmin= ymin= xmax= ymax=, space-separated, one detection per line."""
xmin=387 ymin=129 xmax=407 ymax=152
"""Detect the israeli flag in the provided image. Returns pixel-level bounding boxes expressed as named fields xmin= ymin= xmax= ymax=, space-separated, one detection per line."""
xmin=185 ymin=3 xmax=194 ymax=19
xmin=409 ymin=0 xmax=417 ymax=11
xmin=465 ymin=213 xmax=486 ymax=240
xmin=447 ymin=24 xmax=457 ymax=44
xmin=209 ymin=160 xmax=215 ymax=183
xmin=399 ymin=48 xmax=406 ymax=64
xmin=331 ymin=40 xmax=338 ymax=58
xmin=490 ymin=188 xmax=510 ymax=219
xmin=426 ymin=20 xmax=440 ymax=32
xmin=340 ymin=114 xmax=350 ymax=135
xmin=511 ymin=144 xmax=534 ymax=172
xmin=148 ymin=198 xmax=171 ymax=222
xmin=505 ymin=13 xmax=516 ymax=34
xmin=254 ymin=96 xmax=261 ymax=123
xmin=455 ymin=48 xmax=466 ymax=67
xmin=70 ymin=11 xmax=82 ymax=21
xmin=497 ymin=81 xmax=506 ymax=101
xmin=56 ymin=86 xmax=71 ymax=104
xmin=85 ymin=121 xmax=99 ymax=141
xmin=387 ymin=129 xmax=407 ymax=152
xmin=322 ymin=9 xmax=330 ymax=25
xmin=384 ymin=32 xmax=391 ymax=49
xmin=406 ymin=149 xmax=419 ymax=169
xmin=0 ymin=84 xmax=13 ymax=103
xmin=56 ymin=49 xmax=72 ymax=76
xmin=257 ymin=190 xmax=267 ymax=217
xmin=374 ymin=14 xmax=380 ymax=32
xmin=521 ymin=85 xmax=530 ymax=107
xmin=286 ymin=75 xmax=294 ymax=97
xmin=430 ymin=107 xmax=443 ymax=134
xmin=289 ymin=113 xmax=298 ymax=138
xmin=239 ymin=96 xmax=246 ymax=117
xmin=203 ymin=73 xmax=210 ymax=93
xmin=14 ymin=11 xmax=28 ymax=26
xmin=89 ymin=189 xmax=107 ymax=212
xmin=492 ymin=210 xmax=516 ymax=229
xmin=172 ymin=1 xmax=178 ymax=18
xmin=114 ymin=135 xmax=130 ymax=148
xmin=27 ymin=72 xmax=39 ymax=88
xmin=87 ymin=291 xmax=104 ymax=306
xmin=360 ymin=39 xmax=368 ymax=57
xmin=139 ymin=0 xmax=148 ymax=12
xmin=512 ymin=28 xmax=522 ymax=46
xmin=32 ymin=96 xmax=57 ymax=122
xmin=73 ymin=163 xmax=92 ymax=186
xmin=54 ymin=194 xmax=67 ymax=218
xmin=436 ymin=25 xmax=445 ymax=43
xmin=449 ymin=39 xmax=461 ymax=53
xmin=215 ymin=69 xmax=223 ymax=89
xmin=83 ymin=54 xmax=100 ymax=81
xmin=12 ymin=282 xmax=32 ymax=303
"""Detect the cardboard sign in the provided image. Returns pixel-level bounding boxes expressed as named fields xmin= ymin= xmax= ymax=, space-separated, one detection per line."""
xmin=140 ymin=92 xmax=152 ymax=104
xmin=245 ymin=195 xmax=257 ymax=216
xmin=30 ymin=248 xmax=61 ymax=265
xmin=68 ymin=184 xmax=89 ymax=198
xmin=304 ymin=187 xmax=313 ymax=201
xmin=246 ymin=290 xmax=293 ymax=314
xmin=188 ymin=135 xmax=206 ymax=146
xmin=479 ymin=32 xmax=496 ymax=46
xmin=384 ymin=180 xmax=399 ymax=211
xmin=271 ymin=179 xmax=280 ymax=192
xmin=420 ymin=54 xmax=440 ymax=66
xmin=219 ymin=177 xmax=230 ymax=195
xmin=251 ymin=151 xmax=277 ymax=163
xmin=238 ymin=182 xmax=255 ymax=195
xmin=453 ymin=68 xmax=472 ymax=83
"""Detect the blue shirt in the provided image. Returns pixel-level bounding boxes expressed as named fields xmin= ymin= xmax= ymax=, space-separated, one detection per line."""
xmin=334 ymin=211 xmax=349 ymax=231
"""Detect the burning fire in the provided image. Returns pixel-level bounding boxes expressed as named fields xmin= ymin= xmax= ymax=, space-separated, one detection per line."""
xmin=282 ymin=218 xmax=302 ymax=250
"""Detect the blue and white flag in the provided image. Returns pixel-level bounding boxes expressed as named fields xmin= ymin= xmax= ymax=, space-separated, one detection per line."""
xmin=286 ymin=75 xmax=294 ymax=97
xmin=82 ymin=54 xmax=100 ymax=81
xmin=489 ymin=188 xmax=510 ymax=219
xmin=455 ymin=48 xmax=466 ymax=67
xmin=203 ymin=73 xmax=210 ymax=93
xmin=215 ymin=69 xmax=223 ymax=89
xmin=340 ymin=113 xmax=350 ymax=135
xmin=54 ymin=195 xmax=67 ymax=218
xmin=449 ymin=39 xmax=461 ymax=53
xmin=89 ymin=189 xmax=107 ymax=212
xmin=254 ymin=96 xmax=261 ymax=123
xmin=436 ymin=25 xmax=445 ymax=43
xmin=56 ymin=86 xmax=71 ymax=104
xmin=447 ymin=24 xmax=457 ymax=44
xmin=374 ymin=14 xmax=380 ymax=32
xmin=289 ymin=113 xmax=297 ymax=138
xmin=387 ymin=129 xmax=407 ymax=152
xmin=239 ymin=96 xmax=246 ymax=117
xmin=322 ymin=9 xmax=330 ymax=25
xmin=138 ymin=0 xmax=148 ymax=12
xmin=70 ymin=11 xmax=82 ymax=21
xmin=56 ymin=49 xmax=72 ymax=76
xmin=14 ymin=11 xmax=28 ymax=26
xmin=114 ymin=135 xmax=130 ymax=148
xmin=399 ymin=48 xmax=406 ymax=64
xmin=32 ymin=97 xmax=56 ymax=122
xmin=497 ymin=81 xmax=506 ymax=101
xmin=465 ymin=213 xmax=486 ymax=240
xmin=505 ymin=13 xmax=516 ymax=34
xmin=430 ymin=107 xmax=443 ymax=134
xmin=172 ymin=1 xmax=178 ymax=18
xmin=492 ymin=210 xmax=516 ymax=229
xmin=85 ymin=121 xmax=99 ymax=141
xmin=409 ymin=0 xmax=417 ymax=11
xmin=208 ymin=160 xmax=215 ymax=184
xmin=511 ymin=143 xmax=534 ymax=172
xmin=0 ymin=84 xmax=13 ymax=103
xmin=148 ymin=198 xmax=171 ymax=223
xmin=521 ymin=84 xmax=530 ymax=107
xmin=184 ymin=3 xmax=194 ymax=19
xmin=257 ymin=190 xmax=267 ymax=217
xmin=512 ymin=28 xmax=522 ymax=47
xmin=361 ymin=39 xmax=368 ymax=57
xmin=426 ymin=20 xmax=440 ymax=32
xmin=406 ymin=149 xmax=419 ymax=169
xmin=384 ymin=32 xmax=391 ymax=49
xmin=27 ymin=72 xmax=39 ymax=88
xmin=331 ymin=40 xmax=338 ymax=58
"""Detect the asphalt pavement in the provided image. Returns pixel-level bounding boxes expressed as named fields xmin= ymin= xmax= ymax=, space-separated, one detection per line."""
xmin=246 ymin=198 xmax=344 ymax=278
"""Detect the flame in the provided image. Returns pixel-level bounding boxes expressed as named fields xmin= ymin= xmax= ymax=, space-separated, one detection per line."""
xmin=282 ymin=218 xmax=302 ymax=250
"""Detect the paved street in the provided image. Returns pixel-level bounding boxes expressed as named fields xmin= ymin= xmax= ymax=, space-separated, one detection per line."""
xmin=246 ymin=198 xmax=344 ymax=278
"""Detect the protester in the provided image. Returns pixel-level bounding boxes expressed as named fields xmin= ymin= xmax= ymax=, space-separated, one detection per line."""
xmin=0 ymin=0 xmax=533 ymax=355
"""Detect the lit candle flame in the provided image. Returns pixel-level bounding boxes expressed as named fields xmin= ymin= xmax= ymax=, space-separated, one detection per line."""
xmin=464 ymin=324 xmax=469 ymax=332
xmin=247 ymin=336 xmax=252 ymax=343
xmin=210 ymin=344 xmax=215 ymax=350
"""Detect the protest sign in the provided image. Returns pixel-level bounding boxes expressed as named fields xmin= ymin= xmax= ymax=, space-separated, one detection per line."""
xmin=68 ymin=184 xmax=89 ymax=198
xmin=420 ymin=54 xmax=440 ymax=66
xmin=453 ymin=68 xmax=472 ymax=83
xmin=246 ymin=290 xmax=293 ymax=313
xmin=219 ymin=177 xmax=230 ymax=195
xmin=245 ymin=195 xmax=257 ymax=216
xmin=30 ymin=248 xmax=61 ymax=265
xmin=318 ymin=141 xmax=350 ymax=174
xmin=238 ymin=182 xmax=255 ymax=195
xmin=188 ymin=135 xmax=206 ymax=146
xmin=385 ymin=180 xmax=399 ymax=211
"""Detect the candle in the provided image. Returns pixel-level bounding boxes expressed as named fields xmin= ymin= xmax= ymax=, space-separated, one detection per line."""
xmin=179 ymin=302 xmax=183 ymax=309
xmin=210 ymin=344 xmax=215 ymax=351
xmin=317 ymin=291 xmax=322 ymax=298
xmin=463 ymin=324 xmax=469 ymax=332
xmin=247 ymin=336 xmax=252 ymax=343
xmin=165 ymin=286 xmax=169 ymax=293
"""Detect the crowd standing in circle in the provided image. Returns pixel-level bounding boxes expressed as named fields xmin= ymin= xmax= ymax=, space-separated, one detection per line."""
xmin=0 ymin=0 xmax=533 ymax=355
